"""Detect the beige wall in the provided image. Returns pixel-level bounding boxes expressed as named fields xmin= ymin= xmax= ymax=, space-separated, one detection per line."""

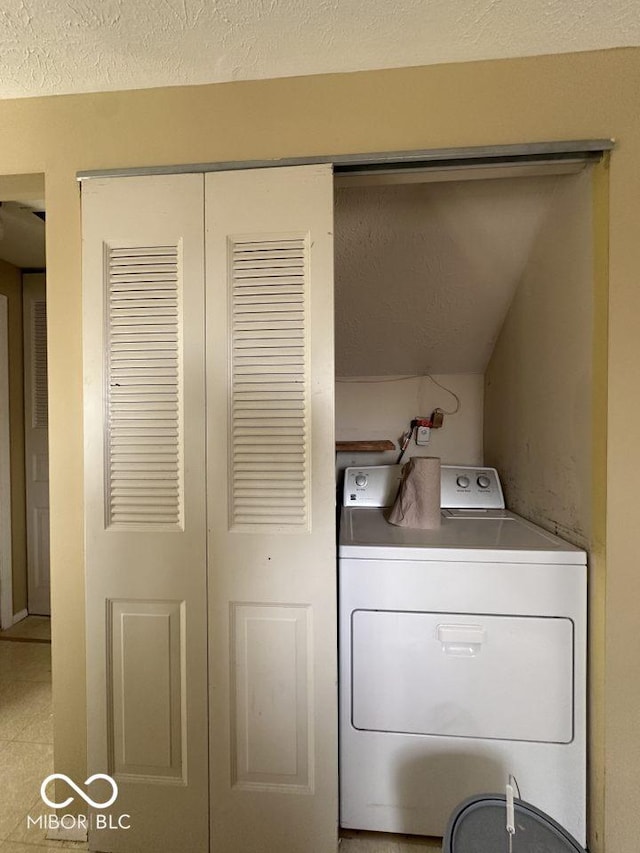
xmin=588 ymin=157 xmax=609 ymax=853
xmin=484 ymin=170 xmax=593 ymax=548
xmin=336 ymin=374 xmax=483 ymax=465
xmin=334 ymin=177 xmax=558 ymax=377
xmin=1 ymin=47 xmax=639 ymax=851
xmin=483 ymin=169 xmax=602 ymax=848
xmin=0 ymin=258 xmax=27 ymax=615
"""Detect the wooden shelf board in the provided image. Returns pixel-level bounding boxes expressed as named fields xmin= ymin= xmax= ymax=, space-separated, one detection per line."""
xmin=336 ymin=440 xmax=396 ymax=452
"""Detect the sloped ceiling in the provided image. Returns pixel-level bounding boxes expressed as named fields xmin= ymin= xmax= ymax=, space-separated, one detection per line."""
xmin=0 ymin=0 xmax=638 ymax=99
xmin=334 ymin=175 xmax=560 ymax=376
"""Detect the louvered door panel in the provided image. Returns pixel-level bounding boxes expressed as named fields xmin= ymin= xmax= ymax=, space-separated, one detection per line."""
xmin=206 ymin=165 xmax=337 ymax=853
xmin=31 ymin=300 xmax=48 ymax=428
xmin=83 ymin=174 xmax=207 ymax=853
xmin=106 ymin=244 xmax=182 ymax=528
xmin=230 ymin=237 xmax=309 ymax=529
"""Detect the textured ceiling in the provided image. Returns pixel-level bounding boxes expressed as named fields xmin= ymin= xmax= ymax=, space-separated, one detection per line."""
xmin=334 ymin=175 xmax=562 ymax=376
xmin=0 ymin=0 xmax=638 ymax=99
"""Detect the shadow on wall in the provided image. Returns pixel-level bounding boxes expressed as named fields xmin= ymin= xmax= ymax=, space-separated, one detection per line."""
xmin=394 ymin=750 xmax=507 ymax=834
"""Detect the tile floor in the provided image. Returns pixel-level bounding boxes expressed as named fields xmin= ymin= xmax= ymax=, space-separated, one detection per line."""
xmin=0 ymin=616 xmax=52 ymax=644
xmin=1 ymin=619 xmax=440 ymax=852
xmin=0 ymin=621 xmax=86 ymax=852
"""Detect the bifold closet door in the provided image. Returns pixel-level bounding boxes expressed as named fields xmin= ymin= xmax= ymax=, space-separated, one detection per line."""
xmin=83 ymin=174 xmax=208 ymax=853
xmin=206 ymin=165 xmax=337 ymax=853
xmin=83 ymin=165 xmax=337 ymax=853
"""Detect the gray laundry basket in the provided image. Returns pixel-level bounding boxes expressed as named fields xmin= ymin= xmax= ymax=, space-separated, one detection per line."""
xmin=442 ymin=794 xmax=587 ymax=853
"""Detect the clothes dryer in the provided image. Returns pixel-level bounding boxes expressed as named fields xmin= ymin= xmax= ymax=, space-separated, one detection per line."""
xmin=339 ymin=465 xmax=586 ymax=845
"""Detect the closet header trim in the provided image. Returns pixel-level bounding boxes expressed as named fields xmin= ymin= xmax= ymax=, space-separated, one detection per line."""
xmin=77 ymin=139 xmax=614 ymax=182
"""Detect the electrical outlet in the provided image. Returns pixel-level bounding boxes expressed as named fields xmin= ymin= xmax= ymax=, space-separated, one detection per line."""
xmin=416 ymin=425 xmax=431 ymax=445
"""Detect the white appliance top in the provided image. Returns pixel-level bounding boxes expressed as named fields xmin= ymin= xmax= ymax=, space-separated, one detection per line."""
xmin=339 ymin=506 xmax=585 ymax=563
xmin=339 ymin=464 xmax=586 ymax=564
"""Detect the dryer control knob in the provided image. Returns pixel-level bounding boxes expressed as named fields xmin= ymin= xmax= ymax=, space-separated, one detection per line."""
xmin=477 ymin=475 xmax=491 ymax=488
xmin=456 ymin=475 xmax=470 ymax=488
xmin=354 ymin=474 xmax=368 ymax=487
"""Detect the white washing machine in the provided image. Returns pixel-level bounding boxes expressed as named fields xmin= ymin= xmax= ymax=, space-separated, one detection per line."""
xmin=339 ymin=464 xmax=586 ymax=845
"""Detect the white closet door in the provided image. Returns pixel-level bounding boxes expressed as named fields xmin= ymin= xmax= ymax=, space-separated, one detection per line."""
xmin=206 ymin=165 xmax=337 ymax=852
xmin=23 ymin=273 xmax=50 ymax=615
xmin=0 ymin=294 xmax=12 ymax=629
xmin=82 ymin=175 xmax=208 ymax=852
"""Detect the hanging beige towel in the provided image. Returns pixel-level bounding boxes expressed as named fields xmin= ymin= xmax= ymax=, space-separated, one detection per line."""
xmin=388 ymin=456 xmax=441 ymax=529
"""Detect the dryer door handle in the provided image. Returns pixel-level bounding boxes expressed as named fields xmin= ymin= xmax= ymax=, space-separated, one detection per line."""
xmin=437 ymin=623 xmax=485 ymax=656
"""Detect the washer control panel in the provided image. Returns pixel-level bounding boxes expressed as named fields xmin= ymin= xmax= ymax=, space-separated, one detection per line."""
xmin=343 ymin=463 xmax=505 ymax=509
xmin=343 ymin=465 xmax=404 ymax=507
xmin=441 ymin=465 xmax=504 ymax=509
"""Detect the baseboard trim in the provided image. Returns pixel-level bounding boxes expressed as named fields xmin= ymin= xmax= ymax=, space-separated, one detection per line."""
xmin=46 ymin=824 xmax=89 ymax=842
xmin=12 ymin=608 xmax=28 ymax=625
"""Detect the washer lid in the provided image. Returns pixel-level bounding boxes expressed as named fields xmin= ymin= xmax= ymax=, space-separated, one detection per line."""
xmin=339 ymin=507 xmax=586 ymax=564
xmin=443 ymin=794 xmax=586 ymax=853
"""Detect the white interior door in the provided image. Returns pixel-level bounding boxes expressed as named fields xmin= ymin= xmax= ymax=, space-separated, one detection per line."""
xmin=82 ymin=175 xmax=209 ymax=852
xmin=23 ymin=273 xmax=50 ymax=616
xmin=206 ymin=165 xmax=337 ymax=853
xmin=0 ymin=293 xmax=13 ymax=629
